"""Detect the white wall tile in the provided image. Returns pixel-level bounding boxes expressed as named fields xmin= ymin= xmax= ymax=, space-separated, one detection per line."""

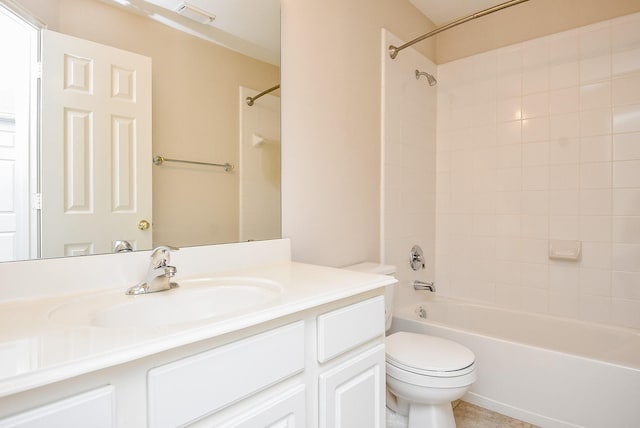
xmin=522 ymin=92 xmax=549 ymax=119
xmin=613 ymin=216 xmax=640 ymax=243
xmin=497 ymin=120 xmax=521 ymax=145
xmin=496 ymin=191 xmax=522 ymax=214
xmin=580 ymin=267 xmax=611 ymax=296
xmin=580 ymin=81 xmax=611 ymax=110
xmin=496 ymin=44 xmax=522 ymax=74
xmin=579 ymin=24 xmax=611 ymax=58
xmin=613 ymin=160 xmax=640 ymax=187
xmin=549 ymin=138 xmax=580 ymax=164
xmin=522 ymin=215 xmax=548 ymax=238
xmin=523 ymin=142 xmax=549 ymax=166
xmin=550 ymin=86 xmax=580 ymax=114
xmin=521 ymin=262 xmax=549 ymax=288
xmin=434 ymin=15 xmax=640 ymax=326
xmin=521 ymin=286 xmax=549 ymax=313
xmin=612 ymin=270 xmax=640 ymax=299
xmin=522 ymin=190 xmax=549 ymax=215
xmin=549 ymin=61 xmax=580 ymax=89
xmin=580 ymin=108 xmax=612 ymax=136
xmin=580 ymin=162 xmax=612 ymax=189
xmin=522 ymin=117 xmax=549 ymax=142
xmin=522 ymin=166 xmax=549 ymax=190
xmin=580 ymin=215 xmax=612 ymax=242
xmin=548 ymin=29 xmax=579 ymax=63
xmin=613 ymin=188 xmax=640 ymax=215
xmin=612 ymin=48 xmax=640 ymax=77
xmin=497 ymin=144 xmax=522 ymax=168
xmin=580 ymin=135 xmax=612 ymax=162
xmin=523 ymin=38 xmax=549 ymax=68
xmin=613 ymin=104 xmax=640 ymax=133
xmin=580 ymin=55 xmax=611 ymax=84
xmin=581 ymin=242 xmax=612 ymax=270
xmin=612 ymin=74 xmax=640 ymax=106
xmin=580 ymin=189 xmax=612 ymax=215
xmin=549 ymin=189 xmax=579 ymax=215
xmin=612 ymin=243 xmax=640 ymax=271
xmin=579 ymin=294 xmax=611 ymax=324
xmin=549 ymin=264 xmax=579 ymax=294
xmin=523 ymin=67 xmax=549 ymax=94
xmin=550 ymin=112 xmax=580 ymax=140
xmin=549 ymin=164 xmax=579 ymax=189
xmin=550 ymin=215 xmax=579 ymax=240
xmin=613 ymin=132 xmax=640 ymax=160
xmin=611 ymin=298 xmax=640 ymax=328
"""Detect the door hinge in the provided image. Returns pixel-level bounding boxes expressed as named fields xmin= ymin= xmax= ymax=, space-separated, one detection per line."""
xmin=32 ymin=193 xmax=42 ymax=210
xmin=35 ymin=61 xmax=42 ymax=79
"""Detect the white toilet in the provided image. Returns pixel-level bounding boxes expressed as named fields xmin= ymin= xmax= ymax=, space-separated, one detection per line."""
xmin=346 ymin=263 xmax=476 ymax=428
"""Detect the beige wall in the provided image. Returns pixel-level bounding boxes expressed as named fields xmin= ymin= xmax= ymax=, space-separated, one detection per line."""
xmin=17 ymin=0 xmax=280 ymax=248
xmin=280 ymin=0 xmax=436 ymax=266
xmin=436 ymin=0 xmax=640 ymax=64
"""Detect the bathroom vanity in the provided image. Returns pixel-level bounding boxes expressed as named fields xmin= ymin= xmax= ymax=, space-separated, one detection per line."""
xmin=0 ymin=240 xmax=393 ymax=427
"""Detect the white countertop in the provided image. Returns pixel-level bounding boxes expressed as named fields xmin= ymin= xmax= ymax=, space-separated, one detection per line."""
xmin=0 ymin=261 xmax=394 ymax=398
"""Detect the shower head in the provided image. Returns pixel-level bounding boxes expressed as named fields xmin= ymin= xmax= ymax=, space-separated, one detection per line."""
xmin=415 ymin=69 xmax=437 ymax=86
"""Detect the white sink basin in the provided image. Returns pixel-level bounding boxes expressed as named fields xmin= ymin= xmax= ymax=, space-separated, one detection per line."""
xmin=48 ymin=277 xmax=283 ymax=328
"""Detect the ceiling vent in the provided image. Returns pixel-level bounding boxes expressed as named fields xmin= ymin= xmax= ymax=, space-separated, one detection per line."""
xmin=175 ymin=2 xmax=215 ymax=25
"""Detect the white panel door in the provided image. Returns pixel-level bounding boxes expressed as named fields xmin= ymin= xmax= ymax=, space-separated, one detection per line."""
xmin=40 ymin=29 xmax=152 ymax=258
xmin=0 ymin=10 xmax=34 ymax=261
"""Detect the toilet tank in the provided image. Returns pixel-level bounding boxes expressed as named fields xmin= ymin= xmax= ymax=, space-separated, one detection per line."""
xmin=344 ymin=262 xmax=396 ymax=330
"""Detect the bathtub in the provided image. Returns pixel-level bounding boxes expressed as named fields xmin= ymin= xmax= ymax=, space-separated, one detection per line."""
xmin=390 ymin=297 xmax=640 ymax=428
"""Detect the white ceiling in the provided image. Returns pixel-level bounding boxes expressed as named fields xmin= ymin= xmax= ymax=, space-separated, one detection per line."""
xmin=104 ymin=0 xmax=280 ymax=65
xmin=410 ymin=0 xmax=509 ymax=26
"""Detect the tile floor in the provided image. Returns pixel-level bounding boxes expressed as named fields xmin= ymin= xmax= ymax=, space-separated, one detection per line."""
xmin=453 ymin=401 xmax=540 ymax=428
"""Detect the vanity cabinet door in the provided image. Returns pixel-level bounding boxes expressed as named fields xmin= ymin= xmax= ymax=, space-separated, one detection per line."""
xmin=208 ymin=384 xmax=306 ymax=428
xmin=319 ymin=344 xmax=385 ymax=428
xmin=0 ymin=386 xmax=115 ymax=428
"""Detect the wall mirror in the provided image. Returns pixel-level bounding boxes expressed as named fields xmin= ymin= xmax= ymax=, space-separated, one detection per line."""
xmin=0 ymin=0 xmax=281 ymax=262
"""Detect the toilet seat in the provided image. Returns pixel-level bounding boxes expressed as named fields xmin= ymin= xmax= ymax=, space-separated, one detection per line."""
xmin=386 ymin=332 xmax=475 ymax=377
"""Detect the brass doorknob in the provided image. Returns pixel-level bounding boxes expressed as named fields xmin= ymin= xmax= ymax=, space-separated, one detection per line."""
xmin=138 ymin=219 xmax=151 ymax=231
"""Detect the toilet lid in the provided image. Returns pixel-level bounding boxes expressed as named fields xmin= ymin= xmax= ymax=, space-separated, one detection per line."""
xmin=386 ymin=332 xmax=475 ymax=373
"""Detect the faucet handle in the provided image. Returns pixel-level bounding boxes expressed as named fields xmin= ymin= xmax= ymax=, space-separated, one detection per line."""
xmin=149 ymin=246 xmax=172 ymax=268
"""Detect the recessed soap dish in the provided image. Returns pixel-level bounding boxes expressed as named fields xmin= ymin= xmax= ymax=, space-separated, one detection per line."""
xmin=549 ymin=240 xmax=581 ymax=261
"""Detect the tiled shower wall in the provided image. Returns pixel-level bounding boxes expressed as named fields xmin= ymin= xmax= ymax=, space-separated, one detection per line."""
xmin=435 ymin=12 xmax=640 ymax=329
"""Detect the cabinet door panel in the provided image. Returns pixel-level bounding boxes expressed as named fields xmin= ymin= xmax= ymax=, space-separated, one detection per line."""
xmin=319 ymin=344 xmax=385 ymax=428
xmin=213 ymin=385 xmax=305 ymax=428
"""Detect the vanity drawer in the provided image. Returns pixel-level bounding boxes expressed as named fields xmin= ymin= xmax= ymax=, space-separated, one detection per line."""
xmin=317 ymin=296 xmax=385 ymax=363
xmin=148 ymin=321 xmax=305 ymax=428
xmin=0 ymin=386 xmax=114 ymax=428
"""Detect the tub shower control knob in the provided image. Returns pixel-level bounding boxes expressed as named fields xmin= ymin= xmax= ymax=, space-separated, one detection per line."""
xmin=410 ymin=245 xmax=425 ymax=271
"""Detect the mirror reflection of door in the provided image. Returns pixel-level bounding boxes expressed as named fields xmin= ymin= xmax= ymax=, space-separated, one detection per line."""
xmin=40 ymin=30 xmax=152 ymax=258
xmin=0 ymin=5 xmax=37 ymax=262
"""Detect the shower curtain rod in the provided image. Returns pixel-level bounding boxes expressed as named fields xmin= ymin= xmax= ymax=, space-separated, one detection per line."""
xmin=389 ymin=0 xmax=530 ymax=60
xmin=246 ymin=84 xmax=280 ymax=106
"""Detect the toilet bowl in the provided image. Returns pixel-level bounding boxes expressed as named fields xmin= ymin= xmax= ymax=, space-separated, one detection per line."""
xmin=345 ymin=263 xmax=477 ymax=428
xmin=386 ymin=331 xmax=476 ymax=428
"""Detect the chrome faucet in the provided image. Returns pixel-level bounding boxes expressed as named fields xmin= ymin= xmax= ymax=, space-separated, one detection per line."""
xmin=126 ymin=246 xmax=178 ymax=295
xmin=413 ymin=280 xmax=436 ymax=292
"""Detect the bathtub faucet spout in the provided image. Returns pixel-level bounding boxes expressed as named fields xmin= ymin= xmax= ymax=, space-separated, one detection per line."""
xmin=413 ymin=280 xmax=436 ymax=292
